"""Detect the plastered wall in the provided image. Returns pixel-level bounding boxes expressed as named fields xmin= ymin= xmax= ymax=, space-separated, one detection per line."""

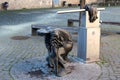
xmin=0 ymin=0 xmax=52 ymax=10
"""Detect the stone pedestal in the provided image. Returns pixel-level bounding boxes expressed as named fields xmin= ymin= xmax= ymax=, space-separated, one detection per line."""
xmin=77 ymin=11 xmax=101 ymax=63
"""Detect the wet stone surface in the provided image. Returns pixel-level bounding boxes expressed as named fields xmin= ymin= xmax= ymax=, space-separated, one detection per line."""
xmin=11 ymin=36 xmax=30 ymax=40
xmin=11 ymin=56 xmax=101 ymax=80
xmin=0 ymin=7 xmax=120 ymax=80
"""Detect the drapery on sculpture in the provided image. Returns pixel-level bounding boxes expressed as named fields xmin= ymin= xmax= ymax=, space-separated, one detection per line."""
xmin=84 ymin=5 xmax=98 ymax=23
xmin=37 ymin=28 xmax=73 ymax=76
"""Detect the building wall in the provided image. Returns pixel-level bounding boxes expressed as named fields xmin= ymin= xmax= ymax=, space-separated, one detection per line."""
xmin=0 ymin=0 xmax=105 ymax=10
xmin=60 ymin=0 xmax=79 ymax=6
xmin=59 ymin=0 xmax=104 ymax=6
xmin=0 ymin=0 xmax=52 ymax=10
xmin=53 ymin=0 xmax=59 ymax=7
xmin=97 ymin=0 xmax=104 ymax=3
xmin=86 ymin=0 xmax=97 ymax=4
xmin=87 ymin=0 xmax=104 ymax=4
xmin=66 ymin=0 xmax=79 ymax=4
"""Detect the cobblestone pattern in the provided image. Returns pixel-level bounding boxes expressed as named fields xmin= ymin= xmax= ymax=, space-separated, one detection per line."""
xmin=0 ymin=35 xmax=46 ymax=80
xmin=0 ymin=32 xmax=120 ymax=80
xmin=0 ymin=34 xmax=77 ymax=80
xmin=99 ymin=34 xmax=120 ymax=80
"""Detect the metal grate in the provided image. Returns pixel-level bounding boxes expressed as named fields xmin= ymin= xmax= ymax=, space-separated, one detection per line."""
xmin=116 ymin=32 xmax=120 ymax=35
xmin=11 ymin=36 xmax=30 ymax=40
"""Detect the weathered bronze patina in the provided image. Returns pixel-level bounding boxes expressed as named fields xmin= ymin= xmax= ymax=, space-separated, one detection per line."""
xmin=84 ymin=5 xmax=98 ymax=23
xmin=37 ymin=28 xmax=73 ymax=76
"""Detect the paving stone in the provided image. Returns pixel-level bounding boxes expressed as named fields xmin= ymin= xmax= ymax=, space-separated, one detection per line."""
xmin=0 ymin=34 xmax=120 ymax=80
xmin=0 ymin=8 xmax=120 ymax=80
xmin=117 ymin=77 xmax=120 ymax=80
xmin=0 ymin=71 xmax=11 ymax=79
xmin=109 ymin=76 xmax=117 ymax=80
xmin=98 ymin=77 xmax=110 ymax=80
xmin=10 ymin=57 xmax=101 ymax=80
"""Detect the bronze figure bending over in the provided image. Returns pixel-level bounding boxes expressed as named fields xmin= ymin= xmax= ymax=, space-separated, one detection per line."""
xmin=37 ymin=28 xmax=73 ymax=76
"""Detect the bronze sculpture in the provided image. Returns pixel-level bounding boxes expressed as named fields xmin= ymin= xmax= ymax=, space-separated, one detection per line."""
xmin=36 ymin=5 xmax=98 ymax=77
xmin=37 ymin=28 xmax=73 ymax=76
xmin=85 ymin=5 xmax=98 ymax=23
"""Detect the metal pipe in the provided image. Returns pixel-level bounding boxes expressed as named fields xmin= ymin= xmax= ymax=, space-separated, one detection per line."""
xmin=57 ymin=9 xmax=85 ymax=14
xmin=57 ymin=8 xmax=105 ymax=14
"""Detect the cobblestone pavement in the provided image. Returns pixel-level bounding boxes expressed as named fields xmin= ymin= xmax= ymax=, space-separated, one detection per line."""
xmin=0 ymin=34 xmax=78 ymax=80
xmin=0 ymin=7 xmax=120 ymax=80
xmin=0 ymin=31 xmax=120 ymax=80
xmin=99 ymin=34 xmax=120 ymax=80
xmin=0 ymin=35 xmax=44 ymax=80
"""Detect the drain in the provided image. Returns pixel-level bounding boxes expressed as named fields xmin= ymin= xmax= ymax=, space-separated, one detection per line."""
xmin=116 ymin=32 xmax=120 ymax=35
xmin=11 ymin=36 xmax=30 ymax=40
xmin=101 ymin=32 xmax=110 ymax=36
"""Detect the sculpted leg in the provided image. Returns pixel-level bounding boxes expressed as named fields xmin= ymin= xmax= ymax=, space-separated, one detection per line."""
xmin=58 ymin=47 xmax=67 ymax=64
xmin=38 ymin=28 xmax=73 ymax=76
